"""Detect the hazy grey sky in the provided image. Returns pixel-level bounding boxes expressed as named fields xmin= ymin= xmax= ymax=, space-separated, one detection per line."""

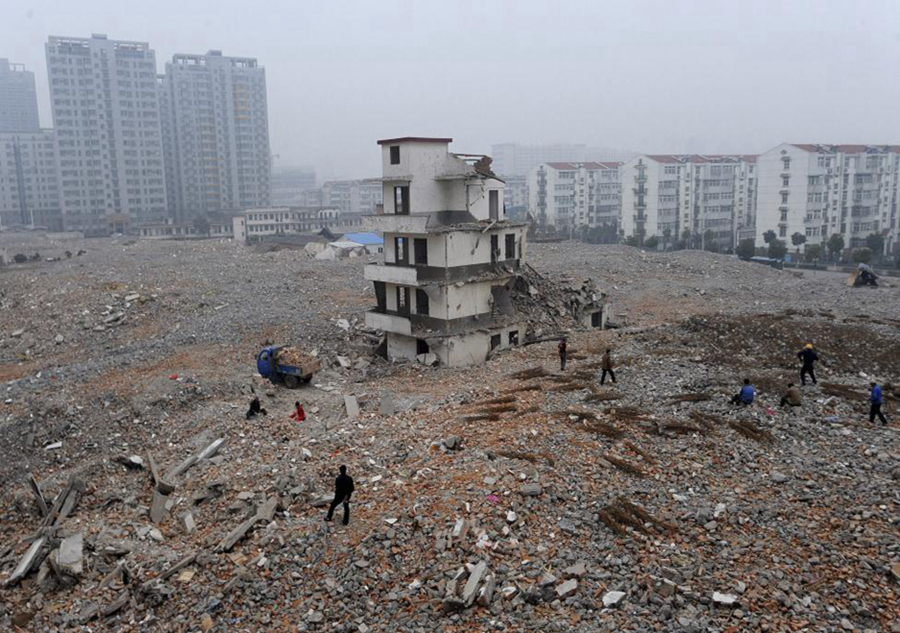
xmin=4 ymin=0 xmax=899 ymax=179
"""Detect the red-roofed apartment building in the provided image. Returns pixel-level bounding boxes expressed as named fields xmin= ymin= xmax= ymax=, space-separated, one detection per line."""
xmin=526 ymin=162 xmax=621 ymax=238
xmin=620 ymin=154 xmax=758 ymax=250
xmin=755 ymin=143 xmax=900 ymax=255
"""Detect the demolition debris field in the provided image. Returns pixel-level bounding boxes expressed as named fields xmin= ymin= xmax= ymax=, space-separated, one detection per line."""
xmin=1 ymin=235 xmax=898 ymax=632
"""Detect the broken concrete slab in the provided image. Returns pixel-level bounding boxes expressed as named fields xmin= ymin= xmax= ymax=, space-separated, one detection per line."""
xmin=477 ymin=573 xmax=495 ymax=607
xmin=712 ymin=591 xmax=739 ymax=606
xmin=519 ymin=482 xmax=542 ymax=496
xmin=150 ymin=490 xmax=171 ymax=524
xmin=379 ymin=393 xmax=396 ymax=416
xmin=181 ymin=511 xmax=196 ymax=534
xmin=215 ymin=497 xmax=278 ymax=552
xmin=556 ymin=579 xmax=578 ymax=598
xmin=602 ymin=590 xmax=626 ymax=608
xmin=564 ymin=561 xmax=587 ymax=578
xmin=462 ymin=561 xmax=488 ymax=606
xmin=102 ymin=590 xmax=130 ymax=617
xmin=56 ymin=533 xmax=83 ymax=576
xmin=344 ymin=395 xmax=360 ymax=419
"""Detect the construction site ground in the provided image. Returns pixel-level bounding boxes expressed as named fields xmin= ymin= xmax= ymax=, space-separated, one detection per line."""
xmin=0 ymin=234 xmax=898 ymax=632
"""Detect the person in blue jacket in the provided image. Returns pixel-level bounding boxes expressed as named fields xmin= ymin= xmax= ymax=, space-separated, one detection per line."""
xmin=869 ymin=382 xmax=888 ymax=425
xmin=730 ymin=378 xmax=755 ymax=405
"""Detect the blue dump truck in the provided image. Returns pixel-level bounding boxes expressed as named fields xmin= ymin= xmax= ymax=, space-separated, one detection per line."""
xmin=256 ymin=345 xmax=320 ymax=388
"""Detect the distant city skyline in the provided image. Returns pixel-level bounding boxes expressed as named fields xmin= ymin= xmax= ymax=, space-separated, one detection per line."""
xmin=1 ymin=0 xmax=897 ymax=180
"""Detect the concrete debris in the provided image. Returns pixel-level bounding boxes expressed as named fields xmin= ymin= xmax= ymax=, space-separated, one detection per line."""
xmin=343 ymin=394 xmax=360 ymax=419
xmin=602 ymin=590 xmax=626 ymax=608
xmin=712 ymin=591 xmax=739 ymax=606
xmin=56 ymin=533 xmax=84 ymax=577
xmin=1 ymin=237 xmax=899 ymax=630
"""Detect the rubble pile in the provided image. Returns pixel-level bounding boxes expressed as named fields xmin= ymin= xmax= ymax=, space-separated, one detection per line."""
xmin=511 ymin=264 xmax=605 ymax=339
xmin=0 ymin=234 xmax=898 ymax=631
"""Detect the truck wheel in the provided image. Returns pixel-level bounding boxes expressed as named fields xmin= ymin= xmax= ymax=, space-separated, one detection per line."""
xmin=302 ymin=374 xmax=313 ymax=384
xmin=284 ymin=374 xmax=299 ymax=389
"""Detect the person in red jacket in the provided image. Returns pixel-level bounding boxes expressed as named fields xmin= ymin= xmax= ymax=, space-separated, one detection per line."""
xmin=289 ymin=401 xmax=306 ymax=422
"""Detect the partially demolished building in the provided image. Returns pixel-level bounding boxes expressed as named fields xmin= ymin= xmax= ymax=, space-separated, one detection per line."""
xmin=363 ymin=137 xmax=605 ymax=367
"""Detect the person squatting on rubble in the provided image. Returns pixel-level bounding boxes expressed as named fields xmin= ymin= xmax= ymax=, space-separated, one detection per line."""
xmin=290 ymin=401 xmax=306 ymax=423
xmin=779 ymin=383 xmax=802 ymax=410
xmin=869 ymin=382 xmax=888 ymax=426
xmin=246 ymin=395 xmax=267 ymax=420
xmin=324 ymin=465 xmax=355 ymax=525
xmin=558 ymin=338 xmax=567 ymax=371
xmin=797 ymin=344 xmax=819 ymax=386
xmin=600 ymin=348 xmax=616 ymax=385
xmin=730 ymin=379 xmax=755 ymax=406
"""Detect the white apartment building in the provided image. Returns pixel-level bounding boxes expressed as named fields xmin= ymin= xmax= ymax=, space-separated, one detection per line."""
xmin=527 ymin=162 xmax=621 ymax=232
xmin=0 ymin=130 xmax=61 ymax=230
xmin=755 ymin=144 xmax=900 ymax=255
xmin=363 ymin=137 xmax=528 ymax=367
xmin=159 ymin=50 xmax=271 ymax=221
xmin=46 ymin=34 xmax=168 ymax=235
xmin=620 ymin=154 xmax=757 ymax=249
xmin=232 ymin=206 xmax=342 ymax=242
xmin=503 ymin=174 xmax=528 ymax=219
xmin=0 ymin=59 xmax=40 ymax=133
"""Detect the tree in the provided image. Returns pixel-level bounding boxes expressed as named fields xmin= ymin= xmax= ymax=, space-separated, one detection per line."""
xmin=703 ymin=229 xmax=717 ymax=252
xmin=768 ymin=239 xmax=787 ymax=260
xmin=624 ymin=235 xmax=639 ymax=247
xmin=865 ymin=232 xmax=885 ymax=257
xmin=662 ymin=227 xmax=672 ymax=251
xmin=735 ymin=238 xmax=755 ymax=260
xmin=763 ymin=230 xmax=777 ymax=244
xmin=193 ymin=215 xmax=210 ymax=237
xmin=681 ymin=229 xmax=692 ymax=249
xmin=804 ymin=244 xmax=822 ymax=263
xmin=852 ymin=247 xmax=872 ymax=264
xmin=644 ymin=236 xmax=659 ymax=250
xmin=791 ymin=232 xmax=807 ymax=258
xmin=827 ymin=233 xmax=845 ymax=261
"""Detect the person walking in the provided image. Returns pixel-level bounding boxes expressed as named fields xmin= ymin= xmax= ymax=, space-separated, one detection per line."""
xmin=245 ymin=395 xmax=267 ymax=420
xmin=600 ymin=349 xmax=616 ymax=385
xmin=730 ymin=379 xmax=755 ymax=406
xmin=558 ymin=338 xmax=567 ymax=371
xmin=289 ymin=401 xmax=306 ymax=423
xmin=869 ymin=382 xmax=888 ymax=426
xmin=797 ymin=344 xmax=819 ymax=385
xmin=779 ymin=383 xmax=802 ymax=410
xmin=324 ymin=465 xmax=355 ymax=525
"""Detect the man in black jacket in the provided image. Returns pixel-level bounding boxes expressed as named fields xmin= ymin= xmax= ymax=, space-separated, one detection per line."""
xmin=325 ymin=465 xmax=355 ymax=526
xmin=797 ymin=344 xmax=818 ymax=385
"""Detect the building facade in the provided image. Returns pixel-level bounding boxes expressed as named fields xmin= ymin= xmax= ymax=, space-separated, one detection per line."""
xmin=620 ymin=154 xmax=757 ymax=250
xmin=755 ymin=144 xmax=900 ymax=255
xmin=231 ymin=206 xmax=343 ymax=242
xmin=0 ymin=131 xmax=61 ymax=229
xmin=0 ymin=59 xmax=41 ymax=133
xmin=527 ymin=162 xmax=621 ymax=233
xmin=46 ymin=34 xmax=167 ymax=235
xmin=158 ymin=50 xmax=271 ymax=222
xmin=503 ymin=173 xmax=528 ymax=220
xmin=363 ymin=137 xmax=527 ymax=367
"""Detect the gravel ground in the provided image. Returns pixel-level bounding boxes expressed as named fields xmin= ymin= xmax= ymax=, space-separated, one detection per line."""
xmin=0 ymin=235 xmax=897 ymax=632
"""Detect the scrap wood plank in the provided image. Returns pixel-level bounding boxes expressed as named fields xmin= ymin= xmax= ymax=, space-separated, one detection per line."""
xmin=139 ymin=553 xmax=197 ymax=592
xmin=166 ymin=438 xmax=226 ymax=480
xmin=147 ymin=452 xmax=175 ymax=495
xmin=28 ymin=473 xmax=49 ymax=517
xmin=215 ymin=497 xmax=278 ymax=553
xmin=41 ymin=476 xmax=85 ymax=527
xmin=3 ymin=537 xmax=47 ymax=586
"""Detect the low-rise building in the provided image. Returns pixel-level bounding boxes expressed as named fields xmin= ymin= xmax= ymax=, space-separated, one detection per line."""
xmin=232 ymin=206 xmax=342 ymax=243
xmin=755 ymin=144 xmax=900 ymax=255
xmin=363 ymin=137 xmax=528 ymax=367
